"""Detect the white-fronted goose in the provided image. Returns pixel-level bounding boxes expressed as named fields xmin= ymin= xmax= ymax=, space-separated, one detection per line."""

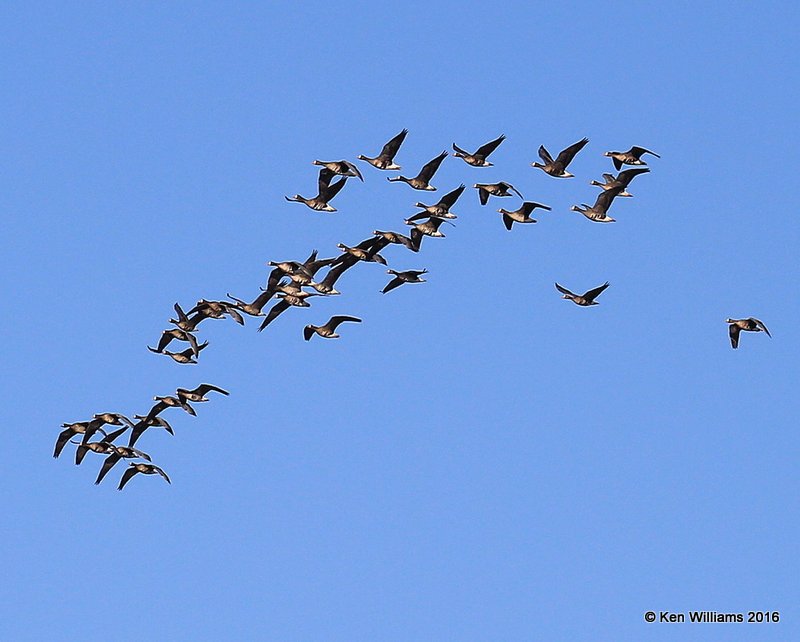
xmin=571 ymin=185 xmax=624 ymax=223
xmin=605 ymin=146 xmax=660 ymax=171
xmin=79 ymin=412 xmax=136 ymax=445
xmin=590 ymin=167 xmax=649 ymax=197
xmin=118 ymin=462 xmax=171 ymax=491
xmin=176 ymin=383 xmax=229 ymax=403
xmin=148 ymin=341 xmax=208 ymax=364
xmin=555 ymin=282 xmax=610 ymax=306
xmin=334 ymin=240 xmax=388 ymax=266
xmin=474 ymin=181 xmax=523 ymax=206
xmin=358 ymin=129 xmax=408 ymax=170
xmin=532 ymin=138 xmax=589 ymax=177
xmin=188 ymin=300 xmax=245 ymax=326
xmin=95 ymin=444 xmax=152 ymax=485
xmin=415 ymin=184 xmax=465 ymax=218
xmin=225 ymin=289 xmax=276 ymax=318
xmin=498 ymin=202 xmax=551 ymax=230
xmin=54 ymin=421 xmax=106 ymax=458
xmin=372 ymin=230 xmax=417 ymax=251
xmin=387 ymin=151 xmax=448 ymax=191
xmin=73 ymin=424 xmax=128 ymax=464
xmin=169 ymin=302 xmax=205 ymax=333
xmin=258 ymin=291 xmax=320 ymax=332
xmin=726 ymin=318 xmax=771 ymax=349
xmin=382 ymin=269 xmax=427 ymax=294
xmin=128 ymin=414 xmax=174 ymax=448
xmin=149 ymin=327 xmax=201 ymax=357
xmin=312 ymin=159 xmax=363 ymax=181
xmin=285 ymin=168 xmax=348 ymax=212
xmin=452 ymin=134 xmax=505 ymax=167
xmin=405 ymin=216 xmax=451 ymax=240
xmin=304 ymin=315 xmax=362 ymax=341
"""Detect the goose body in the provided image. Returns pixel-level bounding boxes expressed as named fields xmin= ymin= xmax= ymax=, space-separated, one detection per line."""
xmin=358 ymin=129 xmax=408 ymax=170
xmin=590 ymin=167 xmax=650 ymax=197
xmin=452 ymin=134 xmax=505 ymax=167
xmin=498 ymin=202 xmax=551 ymax=230
xmin=415 ymin=184 xmax=465 ymax=217
xmin=118 ymin=462 xmax=171 ymax=491
xmin=312 ymin=159 xmax=363 ymax=181
xmin=387 ymin=151 xmax=447 ymax=191
xmin=726 ymin=317 xmax=771 ymax=349
xmin=532 ymin=138 xmax=589 ymax=177
xmin=176 ymin=383 xmax=230 ymax=403
xmin=571 ymin=186 xmax=624 ymax=223
xmin=604 ymin=146 xmax=660 ymax=171
xmin=285 ymin=168 xmax=348 ymax=212
xmin=304 ymin=315 xmax=362 ymax=340
xmin=474 ymin=182 xmax=523 ymax=205
xmin=148 ymin=341 xmax=208 ymax=364
xmin=381 ymin=269 xmax=427 ymax=294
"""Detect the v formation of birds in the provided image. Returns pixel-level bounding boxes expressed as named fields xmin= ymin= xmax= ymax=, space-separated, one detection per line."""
xmin=55 ymin=132 xmax=770 ymax=489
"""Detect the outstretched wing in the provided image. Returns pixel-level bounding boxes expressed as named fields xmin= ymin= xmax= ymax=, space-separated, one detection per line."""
xmin=593 ymin=185 xmax=624 ymax=212
xmin=381 ymin=277 xmax=404 ymax=294
xmin=318 ymin=167 xmax=335 ymax=191
xmin=752 ymin=318 xmax=771 ymax=337
xmin=521 ymin=202 xmax=551 ymax=215
xmin=555 ymin=137 xmax=589 ymax=167
xmin=475 ymin=134 xmax=506 ymax=159
xmin=439 ymin=184 xmax=465 ymax=209
xmin=319 ymin=176 xmax=348 ymax=202
xmin=416 ymin=151 xmax=448 ymax=183
xmin=328 ymin=316 xmax=362 ymax=330
xmin=537 ymin=145 xmax=554 ymax=164
xmin=153 ymin=466 xmax=171 ymax=484
xmin=729 ymin=323 xmax=741 ymax=349
xmin=630 ymin=146 xmax=660 ymax=158
xmin=95 ymin=452 xmax=122 ymax=485
xmin=192 ymin=383 xmax=230 ymax=397
xmin=502 ymin=213 xmax=514 ymax=231
xmin=506 ymin=183 xmax=523 ymax=199
xmin=554 ymin=282 xmax=577 ymax=297
xmin=117 ymin=466 xmax=138 ymax=491
xmin=477 ymin=186 xmax=489 ymax=206
xmin=380 ymin=129 xmax=408 ymax=160
xmin=258 ymin=299 xmax=290 ymax=332
xmin=616 ymin=167 xmax=650 ymax=186
xmin=583 ymin=282 xmax=610 ymax=301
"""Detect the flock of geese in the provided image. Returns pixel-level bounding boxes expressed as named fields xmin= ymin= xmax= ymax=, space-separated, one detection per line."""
xmin=55 ymin=130 xmax=771 ymax=489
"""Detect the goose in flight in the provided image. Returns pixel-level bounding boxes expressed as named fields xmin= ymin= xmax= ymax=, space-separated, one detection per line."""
xmin=474 ymin=181 xmax=523 ymax=206
xmin=452 ymin=134 xmax=505 ymax=167
xmin=532 ymin=137 xmax=589 ymax=178
xmin=571 ymin=185 xmax=624 ymax=223
xmin=381 ymin=269 xmax=427 ymax=294
xmin=604 ymin=146 xmax=660 ymax=171
xmin=128 ymin=414 xmax=174 ymax=448
xmin=304 ymin=315 xmax=362 ymax=340
xmin=149 ymin=327 xmax=201 ymax=357
xmin=415 ymin=184 xmax=465 ymax=218
xmin=117 ymin=462 xmax=171 ymax=491
xmin=285 ymin=168 xmax=348 ymax=212
xmin=176 ymin=383 xmax=230 ymax=403
xmin=312 ymin=159 xmax=363 ymax=181
xmin=555 ymin=282 xmax=610 ymax=306
xmin=726 ymin=318 xmax=771 ymax=349
xmin=497 ymin=202 xmax=551 ymax=230
xmin=95 ymin=444 xmax=152 ymax=485
xmin=590 ymin=167 xmax=650 ymax=197
xmin=148 ymin=341 xmax=208 ymax=364
xmin=358 ymin=129 xmax=408 ymax=170
xmin=387 ymin=151 xmax=448 ymax=191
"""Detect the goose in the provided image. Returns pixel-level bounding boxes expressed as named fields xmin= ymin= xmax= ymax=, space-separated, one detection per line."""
xmin=285 ymin=168 xmax=348 ymax=212
xmin=176 ymin=383 xmax=229 ymax=403
xmin=726 ymin=318 xmax=771 ymax=349
xmin=334 ymin=239 xmax=388 ymax=266
xmin=571 ymin=185 xmax=624 ymax=223
xmin=149 ymin=327 xmax=201 ymax=357
xmin=358 ymin=129 xmax=408 ymax=170
xmin=311 ymin=257 xmax=359 ymax=295
xmin=532 ymin=137 xmax=589 ymax=177
xmin=72 ymin=424 xmax=128 ymax=465
xmin=79 ymin=412 xmax=136 ymax=445
xmin=405 ymin=216 xmax=452 ymax=239
xmin=498 ymin=202 xmax=552 ymax=230
xmin=387 ymin=151 xmax=448 ymax=190
xmin=555 ymin=282 xmax=610 ymax=306
xmin=605 ymin=146 xmax=660 ymax=171
xmin=415 ymin=184 xmax=466 ymax=218
xmin=188 ymin=300 xmax=245 ymax=326
xmin=225 ymin=289 xmax=276 ymax=317
xmin=474 ymin=182 xmax=523 ymax=206
xmin=590 ymin=167 xmax=650 ymax=197
xmin=258 ymin=291 xmax=320 ymax=332
xmin=128 ymin=414 xmax=174 ymax=448
xmin=54 ymin=421 xmax=107 ymax=458
xmin=372 ymin=230 xmax=417 ymax=251
xmin=169 ymin=302 xmax=206 ymax=333
xmin=304 ymin=315 xmax=362 ymax=340
xmin=118 ymin=462 xmax=171 ymax=491
xmin=382 ymin=269 xmax=427 ymax=294
xmin=95 ymin=444 xmax=152 ymax=485
xmin=312 ymin=159 xmax=363 ymax=181
xmin=148 ymin=341 xmax=208 ymax=364
xmin=145 ymin=395 xmax=196 ymax=422
xmin=452 ymin=134 xmax=505 ymax=167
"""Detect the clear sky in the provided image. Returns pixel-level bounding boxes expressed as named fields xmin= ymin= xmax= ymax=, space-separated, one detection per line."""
xmin=2 ymin=3 xmax=798 ymax=641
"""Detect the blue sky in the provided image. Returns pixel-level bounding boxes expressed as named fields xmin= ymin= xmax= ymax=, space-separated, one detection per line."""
xmin=2 ymin=3 xmax=798 ymax=640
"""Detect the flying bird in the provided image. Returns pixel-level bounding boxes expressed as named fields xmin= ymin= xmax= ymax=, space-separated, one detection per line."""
xmin=176 ymin=383 xmax=230 ymax=403
xmin=497 ymin=202 xmax=552 ymax=230
xmin=604 ymin=146 xmax=660 ymax=171
xmin=149 ymin=327 xmax=201 ymax=357
xmin=381 ymin=269 xmax=427 ymax=294
xmin=117 ymin=463 xmax=171 ymax=491
xmin=474 ymin=182 xmax=523 ymax=205
xmin=312 ymin=159 xmax=363 ymax=181
xmin=555 ymin=282 xmax=610 ymax=306
xmin=571 ymin=186 xmax=624 ymax=223
xmin=148 ymin=341 xmax=208 ymax=364
xmin=387 ymin=151 xmax=448 ymax=191
xmin=285 ymin=168 xmax=348 ymax=212
xmin=304 ymin=315 xmax=362 ymax=340
xmin=452 ymin=134 xmax=506 ymax=167
xmin=532 ymin=138 xmax=589 ymax=178
xmin=726 ymin=317 xmax=771 ymax=349
xmin=590 ymin=167 xmax=650 ymax=197
xmin=415 ymin=184 xmax=466 ymax=218
xmin=128 ymin=414 xmax=174 ymax=448
xmin=95 ymin=445 xmax=152 ymax=485
xmin=358 ymin=129 xmax=408 ymax=170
